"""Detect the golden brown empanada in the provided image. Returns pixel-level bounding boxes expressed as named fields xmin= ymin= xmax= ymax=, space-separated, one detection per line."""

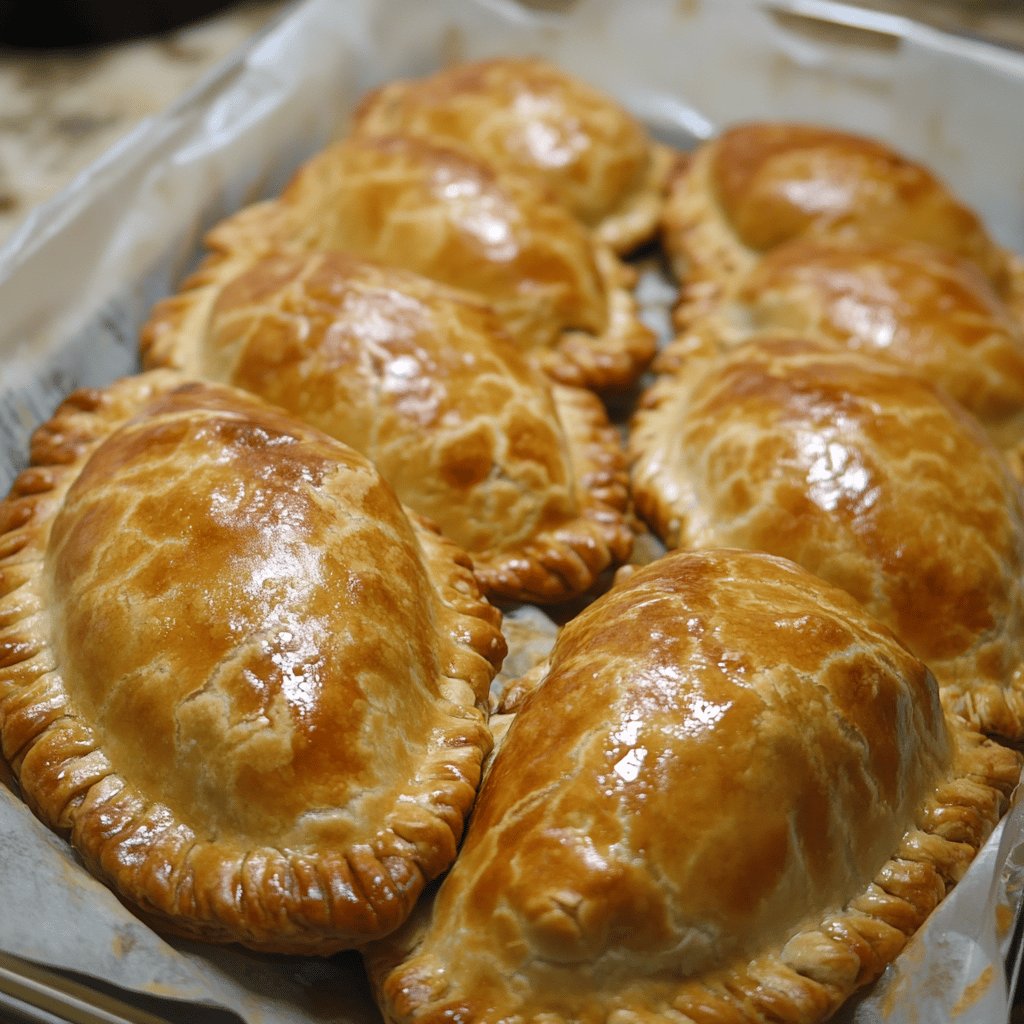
xmin=663 ymin=122 xmax=1024 ymax=328
xmin=630 ymin=334 xmax=1024 ymax=741
xmin=205 ymin=134 xmax=656 ymax=392
xmin=0 ymin=371 xmax=506 ymax=954
xmin=351 ymin=56 xmax=677 ymax=254
xmin=661 ymin=238 xmax=1024 ymax=455
xmin=141 ymin=251 xmax=634 ymax=604
xmin=366 ymin=548 xmax=1020 ymax=1024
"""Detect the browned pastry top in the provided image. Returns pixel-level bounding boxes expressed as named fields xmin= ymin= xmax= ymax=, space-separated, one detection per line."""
xmin=141 ymin=251 xmax=634 ymax=603
xmin=0 ymin=371 xmax=506 ymax=953
xmin=631 ymin=335 xmax=1024 ymax=740
xmin=713 ymin=123 xmax=997 ymax=268
xmin=352 ymin=56 xmax=675 ymax=253
xmin=680 ymin=238 xmax=1024 ymax=452
xmin=662 ymin=121 xmax=1020 ymax=324
xmin=208 ymin=133 xmax=604 ymax=345
xmin=204 ymin=134 xmax=655 ymax=392
xmin=368 ymin=548 xmax=1019 ymax=1024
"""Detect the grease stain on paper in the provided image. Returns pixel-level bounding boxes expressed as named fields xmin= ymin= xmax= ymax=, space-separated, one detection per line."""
xmin=951 ymin=965 xmax=994 ymax=1017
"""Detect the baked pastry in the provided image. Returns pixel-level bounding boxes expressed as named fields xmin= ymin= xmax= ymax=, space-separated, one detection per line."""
xmin=630 ymin=335 xmax=1024 ymax=741
xmin=351 ymin=56 xmax=678 ymax=254
xmin=140 ymin=251 xmax=634 ymax=604
xmin=662 ymin=121 xmax=1024 ymax=328
xmin=205 ymin=134 xmax=656 ymax=392
xmin=366 ymin=548 xmax=1020 ymax=1024
xmin=0 ymin=371 xmax=506 ymax=953
xmin=660 ymin=238 xmax=1024 ymax=455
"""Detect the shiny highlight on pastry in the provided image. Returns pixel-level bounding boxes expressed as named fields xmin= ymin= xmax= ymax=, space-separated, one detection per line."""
xmin=662 ymin=121 xmax=1024 ymax=329
xmin=367 ymin=549 xmax=1018 ymax=1022
xmin=352 ymin=55 xmax=677 ymax=254
xmin=141 ymin=251 xmax=635 ymax=603
xmin=663 ymin=238 xmax=1024 ymax=456
xmin=0 ymin=371 xmax=506 ymax=954
xmin=630 ymin=335 xmax=1024 ymax=741
xmin=205 ymin=134 xmax=657 ymax=392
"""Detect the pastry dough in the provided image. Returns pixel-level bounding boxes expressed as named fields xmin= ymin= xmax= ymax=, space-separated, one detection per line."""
xmin=662 ymin=121 xmax=1024 ymax=328
xmin=662 ymin=238 xmax=1024 ymax=454
xmin=630 ymin=335 xmax=1024 ymax=741
xmin=205 ymin=134 xmax=656 ymax=392
xmin=0 ymin=371 xmax=506 ymax=953
xmin=141 ymin=251 xmax=634 ymax=603
xmin=366 ymin=548 xmax=1020 ymax=1024
xmin=351 ymin=56 xmax=677 ymax=254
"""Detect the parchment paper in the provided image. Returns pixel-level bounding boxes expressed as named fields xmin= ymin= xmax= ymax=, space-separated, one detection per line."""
xmin=2 ymin=1 xmax=1024 ymax=1021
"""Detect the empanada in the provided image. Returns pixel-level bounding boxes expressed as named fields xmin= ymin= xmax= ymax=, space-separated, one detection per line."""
xmin=0 ymin=371 xmax=506 ymax=953
xmin=351 ymin=56 xmax=677 ymax=254
xmin=206 ymin=134 xmax=656 ymax=392
xmin=367 ymin=548 xmax=1019 ymax=1024
xmin=661 ymin=238 xmax=1024 ymax=455
xmin=663 ymin=121 xmax=1024 ymax=328
xmin=630 ymin=335 xmax=1024 ymax=741
xmin=141 ymin=251 xmax=634 ymax=603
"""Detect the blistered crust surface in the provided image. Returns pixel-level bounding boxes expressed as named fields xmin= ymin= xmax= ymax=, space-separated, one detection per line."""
xmin=367 ymin=549 xmax=1019 ymax=1024
xmin=662 ymin=122 xmax=1018 ymax=328
xmin=0 ymin=371 xmax=506 ymax=953
xmin=141 ymin=251 xmax=634 ymax=603
xmin=351 ymin=56 xmax=677 ymax=253
xmin=674 ymin=239 xmax=1024 ymax=454
xmin=630 ymin=335 xmax=1024 ymax=740
xmin=205 ymin=135 xmax=656 ymax=392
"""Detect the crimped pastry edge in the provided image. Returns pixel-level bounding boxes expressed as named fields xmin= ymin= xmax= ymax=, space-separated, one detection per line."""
xmin=659 ymin=141 xmax=755 ymax=335
xmin=661 ymin=130 xmax=1024 ymax=343
xmin=141 ymin=251 xmax=637 ymax=606
xmin=350 ymin=58 xmax=681 ymax=258
xmin=365 ymin=696 xmax=1019 ymax=1024
xmin=537 ymin=243 xmax=658 ymax=393
xmin=0 ymin=370 xmax=507 ymax=955
xmin=592 ymin=141 xmax=684 ymax=257
xmin=202 ymin=188 xmax=657 ymax=394
xmin=471 ymin=382 xmax=636 ymax=605
xmin=628 ymin=335 xmax=1024 ymax=745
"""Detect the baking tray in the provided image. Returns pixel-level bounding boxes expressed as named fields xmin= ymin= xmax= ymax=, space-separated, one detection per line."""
xmin=2 ymin=1 xmax=1024 ymax=1021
